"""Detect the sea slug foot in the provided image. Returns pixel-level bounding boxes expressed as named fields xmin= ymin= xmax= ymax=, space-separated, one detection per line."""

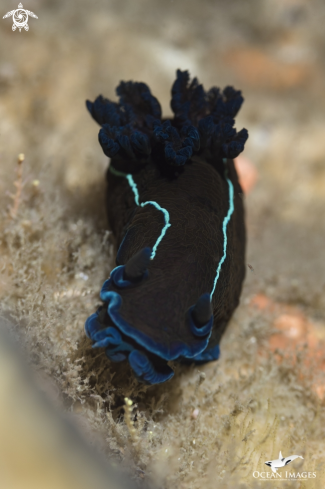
xmin=128 ymin=350 xmax=174 ymax=385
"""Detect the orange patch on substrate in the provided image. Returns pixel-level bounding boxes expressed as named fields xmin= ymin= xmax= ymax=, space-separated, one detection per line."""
xmin=250 ymin=293 xmax=274 ymax=311
xmin=234 ymin=156 xmax=258 ymax=194
xmin=223 ymin=46 xmax=311 ymax=90
xmin=250 ymin=294 xmax=325 ymax=399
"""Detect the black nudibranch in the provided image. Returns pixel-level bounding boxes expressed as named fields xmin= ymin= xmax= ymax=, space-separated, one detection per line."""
xmin=85 ymin=70 xmax=248 ymax=384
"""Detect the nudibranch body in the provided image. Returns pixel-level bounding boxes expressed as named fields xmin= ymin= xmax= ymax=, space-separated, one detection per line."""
xmin=85 ymin=70 xmax=248 ymax=384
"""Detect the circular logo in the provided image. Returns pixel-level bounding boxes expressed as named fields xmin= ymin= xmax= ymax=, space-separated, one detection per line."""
xmin=13 ymin=9 xmax=28 ymax=29
xmin=3 ymin=3 xmax=38 ymax=33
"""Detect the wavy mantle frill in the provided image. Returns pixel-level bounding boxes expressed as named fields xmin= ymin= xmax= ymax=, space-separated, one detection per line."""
xmin=85 ymin=276 xmax=220 ymax=384
xmin=85 ymin=274 xmax=219 ymax=384
xmin=86 ymin=70 xmax=248 ymax=172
